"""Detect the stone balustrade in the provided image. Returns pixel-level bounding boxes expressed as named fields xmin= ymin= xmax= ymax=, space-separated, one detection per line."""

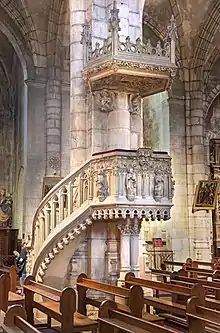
xmin=28 ymin=148 xmax=174 ymax=281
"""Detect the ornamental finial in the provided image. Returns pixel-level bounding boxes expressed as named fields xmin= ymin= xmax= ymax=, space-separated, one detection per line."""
xmin=109 ymin=1 xmax=121 ymax=32
xmin=80 ymin=20 xmax=92 ymax=45
xmin=167 ymin=15 xmax=177 ymax=41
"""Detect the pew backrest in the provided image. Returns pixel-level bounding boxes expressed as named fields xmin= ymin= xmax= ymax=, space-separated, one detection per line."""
xmin=186 ymin=295 xmax=220 ymax=333
xmin=99 ymin=300 xmax=177 ymax=333
xmin=3 ymin=304 xmax=41 ymax=333
xmin=24 ymin=276 xmax=61 ymax=302
xmin=76 ymin=273 xmax=144 ymax=318
xmin=0 ymin=266 xmax=17 ymax=293
xmin=0 ymin=273 xmax=10 ymax=312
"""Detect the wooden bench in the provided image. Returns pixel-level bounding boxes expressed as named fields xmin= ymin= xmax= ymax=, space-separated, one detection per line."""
xmin=0 ymin=273 xmax=24 ymax=312
xmin=124 ymin=272 xmax=220 ymax=331
xmin=170 ymin=269 xmax=220 ymax=299
xmin=162 ymin=259 xmax=220 ymax=279
xmin=187 ymin=293 xmax=220 ymax=333
xmin=23 ymin=275 xmax=98 ymax=333
xmin=1 ymin=305 xmax=41 ymax=333
xmin=162 ymin=258 xmax=220 ymax=270
xmin=76 ymin=273 xmax=164 ymax=324
xmin=0 ymin=266 xmax=17 ymax=293
xmin=98 ymin=297 xmax=220 ymax=333
xmin=98 ymin=300 xmax=178 ymax=333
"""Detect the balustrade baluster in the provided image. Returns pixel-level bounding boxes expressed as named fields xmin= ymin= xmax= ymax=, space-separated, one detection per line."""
xmin=51 ymin=198 xmax=57 ymax=230
xmin=68 ymin=181 xmax=73 ymax=215
xmin=142 ymin=172 xmax=147 ymax=198
xmin=35 ymin=221 xmax=40 ymax=253
xmin=149 ymin=173 xmax=154 ymax=198
xmin=59 ymin=188 xmax=65 ymax=222
xmin=39 ymin=216 xmax=45 ymax=245
xmin=44 ymin=207 xmax=50 ymax=239
xmin=88 ymin=171 xmax=93 ymax=201
xmin=137 ymin=172 xmax=142 ymax=198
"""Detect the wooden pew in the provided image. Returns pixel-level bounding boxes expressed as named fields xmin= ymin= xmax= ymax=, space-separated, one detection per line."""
xmin=151 ymin=269 xmax=172 ymax=283
xmin=98 ymin=300 xmax=178 ymax=333
xmin=76 ymin=273 xmax=164 ymax=324
xmin=99 ymin=297 xmax=220 ymax=333
xmin=0 ymin=266 xmax=17 ymax=293
xmin=1 ymin=305 xmax=41 ymax=333
xmin=162 ymin=259 xmax=220 ymax=279
xmin=124 ymin=272 xmax=220 ymax=318
xmin=23 ymin=275 xmax=98 ymax=333
xmin=170 ymin=269 xmax=220 ymax=299
xmin=186 ymin=294 xmax=220 ymax=333
xmin=0 ymin=273 xmax=24 ymax=312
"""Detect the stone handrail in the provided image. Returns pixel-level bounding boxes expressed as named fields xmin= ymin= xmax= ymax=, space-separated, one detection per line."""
xmin=30 ymin=158 xmax=92 ymax=253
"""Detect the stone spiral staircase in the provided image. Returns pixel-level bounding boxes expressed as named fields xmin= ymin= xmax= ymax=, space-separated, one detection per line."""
xmin=27 ymin=149 xmax=174 ymax=282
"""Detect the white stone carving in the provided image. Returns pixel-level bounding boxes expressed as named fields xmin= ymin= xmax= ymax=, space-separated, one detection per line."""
xmin=94 ymin=89 xmax=116 ymax=113
xmin=154 ymin=174 xmax=164 ymax=201
xmin=125 ymin=167 xmax=137 ymax=201
xmin=129 ymin=94 xmax=141 ymax=115
xmin=96 ymin=170 xmax=109 ymax=202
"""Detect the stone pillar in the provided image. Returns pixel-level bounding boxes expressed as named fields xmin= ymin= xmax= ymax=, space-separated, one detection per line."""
xmin=23 ymin=79 xmax=46 ymax=235
xmin=186 ymin=78 xmax=211 ymax=260
xmin=45 ymin=78 xmax=61 ymax=175
xmin=108 ymin=92 xmax=131 ymax=150
xmin=69 ymin=0 xmax=87 ymax=170
xmin=117 ymin=223 xmax=131 ymax=281
xmin=130 ymin=222 xmax=141 ymax=276
xmin=88 ymin=223 xmax=107 ymax=282
xmin=105 ymin=222 xmax=120 ymax=284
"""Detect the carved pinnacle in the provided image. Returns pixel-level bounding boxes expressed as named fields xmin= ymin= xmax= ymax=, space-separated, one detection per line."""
xmin=109 ymin=0 xmax=121 ymax=32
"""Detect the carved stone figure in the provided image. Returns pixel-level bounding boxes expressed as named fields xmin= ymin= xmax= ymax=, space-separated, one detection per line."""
xmin=154 ymin=174 xmax=164 ymax=201
xmin=96 ymin=170 xmax=109 ymax=202
xmin=0 ymin=188 xmax=12 ymax=227
xmin=129 ymin=94 xmax=141 ymax=115
xmin=125 ymin=168 xmax=137 ymax=201
xmin=94 ymin=89 xmax=116 ymax=113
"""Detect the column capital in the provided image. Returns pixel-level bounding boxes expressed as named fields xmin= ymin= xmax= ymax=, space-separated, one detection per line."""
xmin=117 ymin=223 xmax=141 ymax=235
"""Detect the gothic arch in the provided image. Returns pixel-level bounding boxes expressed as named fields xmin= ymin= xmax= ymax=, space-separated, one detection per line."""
xmin=205 ymin=85 xmax=220 ymax=121
xmin=0 ymin=20 xmax=34 ymax=80
xmin=192 ymin=1 xmax=220 ymax=77
xmin=0 ymin=1 xmax=39 ymax=67
xmin=46 ymin=0 xmax=67 ymax=73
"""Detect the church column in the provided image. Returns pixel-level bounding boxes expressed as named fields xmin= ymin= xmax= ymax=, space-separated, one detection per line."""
xmin=187 ymin=77 xmax=211 ymax=260
xmin=117 ymin=222 xmax=131 ymax=281
xmin=105 ymin=222 xmax=120 ymax=284
xmin=69 ymin=0 xmax=87 ymax=170
xmin=23 ymin=78 xmax=47 ymax=235
xmin=45 ymin=76 xmax=62 ymax=175
xmin=107 ymin=92 xmax=131 ymax=150
xmin=130 ymin=221 xmax=141 ymax=276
